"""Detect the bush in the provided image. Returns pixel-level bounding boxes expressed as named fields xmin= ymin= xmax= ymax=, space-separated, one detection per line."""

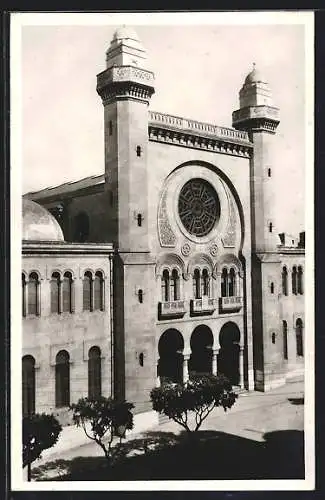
xmin=150 ymin=374 xmax=238 ymax=433
xmin=70 ymin=397 xmax=134 ymax=463
xmin=23 ymin=413 xmax=62 ymax=468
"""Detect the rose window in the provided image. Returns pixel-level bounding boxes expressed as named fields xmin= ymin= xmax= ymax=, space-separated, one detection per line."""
xmin=178 ymin=179 xmax=220 ymax=237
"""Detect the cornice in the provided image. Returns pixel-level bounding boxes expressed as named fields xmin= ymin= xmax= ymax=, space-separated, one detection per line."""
xmin=148 ymin=111 xmax=253 ymax=158
xmin=22 ymin=242 xmax=114 ymax=256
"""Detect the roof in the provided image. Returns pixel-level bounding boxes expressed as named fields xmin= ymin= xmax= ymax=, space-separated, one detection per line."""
xmin=24 ymin=174 xmax=105 ymax=201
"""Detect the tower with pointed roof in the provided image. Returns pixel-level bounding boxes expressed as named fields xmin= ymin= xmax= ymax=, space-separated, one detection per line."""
xmin=233 ymin=66 xmax=283 ymax=390
xmin=96 ymin=28 xmax=157 ymax=410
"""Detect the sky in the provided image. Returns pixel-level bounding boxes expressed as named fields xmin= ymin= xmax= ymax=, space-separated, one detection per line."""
xmin=17 ymin=13 xmax=312 ymax=235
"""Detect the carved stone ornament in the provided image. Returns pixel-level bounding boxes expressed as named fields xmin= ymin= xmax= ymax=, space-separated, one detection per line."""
xmin=158 ymin=189 xmax=177 ymax=247
xmin=181 ymin=242 xmax=191 ymax=257
xmin=222 ymin=187 xmax=236 ymax=248
xmin=209 ymin=243 xmax=218 ymax=257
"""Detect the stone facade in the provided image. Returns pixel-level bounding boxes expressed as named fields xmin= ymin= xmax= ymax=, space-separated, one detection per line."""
xmin=22 ymin=28 xmax=305 ymax=423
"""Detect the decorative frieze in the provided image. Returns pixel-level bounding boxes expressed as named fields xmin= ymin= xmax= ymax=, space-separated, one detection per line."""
xmin=97 ymin=66 xmax=155 ymax=105
xmin=148 ymin=111 xmax=253 ymax=158
xmin=157 ymin=189 xmax=177 ymax=248
xmin=222 ymin=189 xmax=237 ymax=248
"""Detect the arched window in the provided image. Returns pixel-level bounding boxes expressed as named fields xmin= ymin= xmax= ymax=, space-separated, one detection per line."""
xmin=292 ymin=266 xmax=298 ymax=295
xmin=221 ymin=268 xmax=228 ymax=297
xmin=297 ymin=266 xmax=304 ymax=295
xmin=171 ymin=269 xmax=180 ymax=301
xmin=22 ymin=355 xmax=35 ymax=416
xmin=88 ymin=346 xmax=101 ymax=399
xmin=55 ymin=350 xmax=70 ymax=407
xmin=283 ymin=320 xmax=288 ymax=360
xmin=83 ymin=271 xmax=93 ymax=311
xmin=161 ymin=269 xmax=170 ymax=302
xmin=28 ymin=272 xmax=40 ymax=316
xmin=282 ymin=266 xmax=288 ymax=296
xmin=22 ymin=273 xmax=26 ymax=317
xmin=296 ymin=319 xmax=304 ymax=357
xmin=73 ymin=212 xmax=89 ymax=243
xmin=229 ymin=268 xmax=236 ymax=297
xmin=193 ymin=268 xmax=201 ymax=299
xmin=94 ymin=271 xmax=104 ymax=311
xmin=202 ymin=269 xmax=210 ymax=297
xmin=62 ymin=272 xmax=73 ymax=313
xmin=51 ymin=272 xmax=61 ymax=314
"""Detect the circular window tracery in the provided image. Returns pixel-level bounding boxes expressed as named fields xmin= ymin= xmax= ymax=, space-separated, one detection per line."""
xmin=178 ymin=179 xmax=220 ymax=237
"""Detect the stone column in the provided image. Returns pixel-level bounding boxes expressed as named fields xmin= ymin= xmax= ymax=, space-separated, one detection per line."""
xmin=239 ymin=346 xmax=245 ymax=388
xmin=212 ymin=349 xmax=219 ymax=376
xmin=183 ymin=354 xmax=190 ymax=382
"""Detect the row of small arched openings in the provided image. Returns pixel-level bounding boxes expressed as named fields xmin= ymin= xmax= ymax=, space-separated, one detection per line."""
xmin=281 ymin=318 xmax=304 ymax=358
xmin=22 ymin=346 xmax=102 ymax=415
xmin=22 ymin=270 xmax=105 ymax=317
xmin=161 ymin=266 xmax=240 ymax=302
xmin=281 ymin=266 xmax=304 ymax=296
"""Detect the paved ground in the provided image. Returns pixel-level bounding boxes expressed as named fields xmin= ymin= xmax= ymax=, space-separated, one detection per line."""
xmin=29 ymin=377 xmax=305 ymax=481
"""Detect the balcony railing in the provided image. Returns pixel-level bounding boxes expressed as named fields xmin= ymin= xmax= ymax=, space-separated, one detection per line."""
xmin=159 ymin=300 xmax=186 ymax=319
xmin=190 ymin=297 xmax=216 ymax=316
xmin=219 ymin=296 xmax=243 ymax=313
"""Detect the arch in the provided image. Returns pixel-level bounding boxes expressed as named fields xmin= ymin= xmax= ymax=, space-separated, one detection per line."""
xmin=50 ymin=271 xmax=61 ymax=314
xmin=156 ymin=253 xmax=185 ymax=277
xmin=163 ymin=160 xmax=246 ymax=252
xmin=73 ymin=211 xmax=89 ymax=243
xmin=193 ymin=268 xmax=201 ymax=299
xmin=202 ymin=268 xmax=210 ymax=297
xmin=170 ymin=268 xmax=180 ymax=301
xmin=28 ymin=272 xmax=40 ymax=316
xmin=282 ymin=266 xmax=288 ymax=296
xmin=62 ymin=271 xmax=73 ymax=313
xmin=22 ymin=273 xmax=27 ymax=317
xmin=296 ymin=318 xmax=304 ymax=357
xmin=221 ymin=267 xmax=228 ymax=297
xmin=83 ymin=271 xmax=93 ymax=311
xmin=187 ymin=253 xmax=214 ymax=276
xmin=218 ymin=322 xmax=241 ymax=385
xmin=229 ymin=267 xmax=236 ymax=297
xmin=189 ymin=325 xmax=214 ymax=376
xmin=88 ymin=346 xmax=101 ymax=399
xmin=297 ymin=266 xmax=304 ymax=295
xmin=161 ymin=269 xmax=170 ymax=302
xmin=22 ymin=355 xmax=35 ymax=416
xmin=158 ymin=329 xmax=184 ymax=384
xmin=94 ymin=271 xmax=104 ymax=311
xmin=283 ymin=320 xmax=288 ymax=360
xmin=292 ymin=266 xmax=298 ymax=295
xmin=217 ymin=253 xmax=242 ymax=273
xmin=55 ymin=350 xmax=70 ymax=407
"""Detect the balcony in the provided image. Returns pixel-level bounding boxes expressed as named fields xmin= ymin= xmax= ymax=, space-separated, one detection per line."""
xmin=158 ymin=300 xmax=186 ymax=319
xmin=190 ymin=297 xmax=217 ymax=316
xmin=219 ymin=296 xmax=243 ymax=313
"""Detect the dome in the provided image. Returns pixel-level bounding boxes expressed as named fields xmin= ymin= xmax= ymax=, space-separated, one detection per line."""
xmin=22 ymin=199 xmax=64 ymax=242
xmin=110 ymin=25 xmax=145 ymax=52
xmin=244 ymin=65 xmax=267 ymax=85
xmin=112 ymin=26 xmax=141 ymax=43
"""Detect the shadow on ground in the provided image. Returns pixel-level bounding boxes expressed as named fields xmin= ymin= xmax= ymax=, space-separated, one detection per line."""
xmin=31 ymin=429 xmax=304 ymax=481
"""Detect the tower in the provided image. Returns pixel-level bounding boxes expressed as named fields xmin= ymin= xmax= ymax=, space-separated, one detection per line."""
xmin=232 ymin=65 xmax=283 ymax=390
xmin=96 ymin=27 xmax=156 ymax=411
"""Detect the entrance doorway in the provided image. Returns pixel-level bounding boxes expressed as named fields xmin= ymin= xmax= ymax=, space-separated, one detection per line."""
xmin=189 ymin=325 xmax=214 ymax=378
xmin=158 ymin=329 xmax=184 ymax=385
xmin=218 ymin=322 xmax=240 ymax=385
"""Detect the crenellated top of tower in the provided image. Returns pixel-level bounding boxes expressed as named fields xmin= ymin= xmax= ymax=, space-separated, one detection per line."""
xmin=105 ymin=25 xmax=148 ymax=69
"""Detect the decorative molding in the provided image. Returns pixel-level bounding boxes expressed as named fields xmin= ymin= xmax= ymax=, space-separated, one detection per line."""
xmin=181 ymin=242 xmax=191 ymax=257
xmin=209 ymin=243 xmax=218 ymax=257
xmin=148 ymin=124 xmax=252 ymax=158
xmin=157 ymin=189 xmax=177 ymax=248
xmin=221 ymin=185 xmax=237 ymax=248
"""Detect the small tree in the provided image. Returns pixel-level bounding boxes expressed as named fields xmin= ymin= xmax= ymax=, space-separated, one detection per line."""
xmin=23 ymin=413 xmax=62 ymax=469
xmin=70 ymin=397 xmax=134 ymax=463
xmin=150 ymin=374 xmax=238 ymax=433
